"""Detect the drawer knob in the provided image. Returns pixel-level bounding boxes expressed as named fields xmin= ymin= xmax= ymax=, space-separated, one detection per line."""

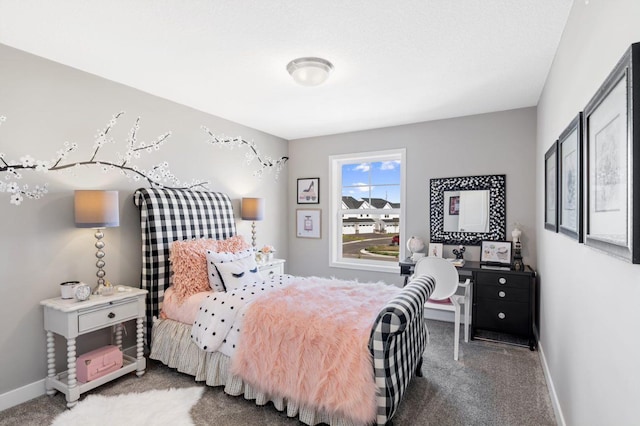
xmin=498 ymin=277 xmax=507 ymax=285
xmin=108 ymin=312 xmax=116 ymax=319
xmin=498 ymin=312 xmax=506 ymax=320
xmin=498 ymin=291 xmax=506 ymax=298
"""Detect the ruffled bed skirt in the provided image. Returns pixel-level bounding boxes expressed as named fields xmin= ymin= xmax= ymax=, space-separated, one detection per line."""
xmin=150 ymin=318 xmax=360 ymax=426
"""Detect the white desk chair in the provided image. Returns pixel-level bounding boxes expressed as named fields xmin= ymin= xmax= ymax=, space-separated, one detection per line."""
xmin=414 ymin=257 xmax=472 ymax=361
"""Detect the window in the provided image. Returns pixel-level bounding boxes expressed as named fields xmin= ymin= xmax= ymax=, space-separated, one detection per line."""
xmin=329 ymin=149 xmax=405 ymax=272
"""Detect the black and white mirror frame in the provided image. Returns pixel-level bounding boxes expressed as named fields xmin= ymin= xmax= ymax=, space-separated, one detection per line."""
xmin=429 ymin=174 xmax=506 ymax=246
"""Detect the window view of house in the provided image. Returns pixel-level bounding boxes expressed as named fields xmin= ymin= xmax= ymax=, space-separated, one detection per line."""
xmin=335 ymin=153 xmax=403 ymax=265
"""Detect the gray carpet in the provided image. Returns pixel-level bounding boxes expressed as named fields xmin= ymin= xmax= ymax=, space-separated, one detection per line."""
xmin=0 ymin=320 xmax=556 ymax=426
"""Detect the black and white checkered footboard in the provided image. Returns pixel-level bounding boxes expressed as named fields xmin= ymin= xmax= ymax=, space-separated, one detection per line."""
xmin=369 ymin=274 xmax=435 ymax=425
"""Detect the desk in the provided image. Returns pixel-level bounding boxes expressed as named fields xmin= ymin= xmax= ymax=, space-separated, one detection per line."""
xmin=400 ymin=258 xmax=537 ymax=350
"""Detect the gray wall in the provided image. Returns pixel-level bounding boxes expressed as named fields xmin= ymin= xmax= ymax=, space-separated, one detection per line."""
xmin=536 ymin=1 xmax=640 ymax=424
xmin=0 ymin=44 xmax=288 ymax=398
xmin=287 ymin=107 xmax=537 ymax=284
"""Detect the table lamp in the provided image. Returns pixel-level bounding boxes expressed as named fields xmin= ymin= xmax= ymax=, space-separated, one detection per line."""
xmin=241 ymin=197 xmax=264 ymax=247
xmin=74 ymin=190 xmax=120 ymax=289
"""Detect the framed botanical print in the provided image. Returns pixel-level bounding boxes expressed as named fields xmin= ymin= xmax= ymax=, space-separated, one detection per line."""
xmin=544 ymin=141 xmax=559 ymax=232
xmin=583 ymin=42 xmax=640 ymax=263
xmin=558 ymin=112 xmax=583 ymax=241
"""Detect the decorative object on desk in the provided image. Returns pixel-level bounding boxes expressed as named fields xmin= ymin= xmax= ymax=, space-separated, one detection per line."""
xmin=60 ymin=281 xmax=81 ymax=299
xmin=296 ymin=208 xmax=321 ymax=238
xmin=406 ymin=236 xmax=425 ymax=257
xmin=558 ymin=113 xmax=584 ymax=242
xmin=74 ymin=282 xmax=92 ymax=301
xmin=428 ymin=242 xmax=444 ymax=258
xmin=544 ymin=141 xmax=559 ymax=232
xmin=452 ymin=245 xmax=466 ymax=260
xmin=511 ymin=223 xmax=524 ymax=271
xmin=241 ymin=197 xmax=265 ymax=247
xmin=260 ymin=244 xmax=275 ymax=262
xmin=297 ymin=177 xmax=319 ymax=204
xmin=583 ymin=42 xmax=640 ymax=263
xmin=480 ymin=240 xmax=512 ymax=266
xmin=74 ymin=190 xmax=120 ymax=290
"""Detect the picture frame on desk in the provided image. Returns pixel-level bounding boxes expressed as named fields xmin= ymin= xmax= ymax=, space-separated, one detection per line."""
xmin=428 ymin=242 xmax=443 ymax=258
xmin=480 ymin=240 xmax=512 ymax=266
xmin=583 ymin=43 xmax=640 ymax=263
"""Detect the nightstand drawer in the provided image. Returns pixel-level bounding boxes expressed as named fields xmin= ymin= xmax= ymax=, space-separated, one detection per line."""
xmin=261 ymin=265 xmax=281 ymax=277
xmin=476 ymin=285 xmax=529 ymax=303
xmin=475 ymin=300 xmax=529 ymax=335
xmin=475 ymin=271 xmax=529 ymax=289
xmin=78 ymin=299 xmax=139 ymax=332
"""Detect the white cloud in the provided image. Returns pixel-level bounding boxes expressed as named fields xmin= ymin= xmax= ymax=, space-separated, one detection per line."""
xmin=379 ymin=160 xmax=400 ymax=171
xmin=353 ymin=163 xmax=370 ymax=172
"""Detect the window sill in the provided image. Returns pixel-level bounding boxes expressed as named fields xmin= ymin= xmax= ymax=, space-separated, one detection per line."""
xmin=330 ymin=259 xmax=400 ymax=274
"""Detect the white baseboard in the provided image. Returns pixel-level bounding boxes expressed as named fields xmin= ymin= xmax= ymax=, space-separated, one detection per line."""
xmin=538 ymin=340 xmax=566 ymax=426
xmin=0 ymin=379 xmax=45 ymax=412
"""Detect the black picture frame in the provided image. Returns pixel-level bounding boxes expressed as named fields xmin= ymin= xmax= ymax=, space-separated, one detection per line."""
xmin=297 ymin=178 xmax=319 ymax=204
xmin=429 ymin=174 xmax=506 ymax=246
xmin=480 ymin=240 xmax=512 ymax=265
xmin=583 ymin=42 xmax=640 ymax=263
xmin=544 ymin=141 xmax=559 ymax=232
xmin=558 ymin=112 xmax=583 ymax=241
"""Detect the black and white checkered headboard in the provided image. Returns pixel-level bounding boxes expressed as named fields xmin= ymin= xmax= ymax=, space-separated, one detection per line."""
xmin=133 ymin=188 xmax=236 ymax=337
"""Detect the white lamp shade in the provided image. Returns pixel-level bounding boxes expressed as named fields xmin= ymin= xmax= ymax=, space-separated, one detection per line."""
xmin=74 ymin=190 xmax=120 ymax=228
xmin=241 ymin=197 xmax=265 ymax=221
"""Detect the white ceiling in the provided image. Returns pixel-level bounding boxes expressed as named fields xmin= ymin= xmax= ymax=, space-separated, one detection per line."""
xmin=0 ymin=1 xmax=573 ymax=140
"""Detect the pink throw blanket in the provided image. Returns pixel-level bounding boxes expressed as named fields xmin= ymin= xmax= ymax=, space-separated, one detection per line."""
xmin=231 ymin=277 xmax=401 ymax=425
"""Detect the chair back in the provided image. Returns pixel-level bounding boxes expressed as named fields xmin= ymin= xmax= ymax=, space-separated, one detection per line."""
xmin=413 ymin=257 xmax=459 ymax=301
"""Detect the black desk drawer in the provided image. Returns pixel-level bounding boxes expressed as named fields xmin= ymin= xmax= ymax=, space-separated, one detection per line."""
xmin=475 ymin=271 xmax=529 ymax=289
xmin=476 ymin=285 xmax=529 ymax=303
xmin=474 ymin=300 xmax=529 ymax=335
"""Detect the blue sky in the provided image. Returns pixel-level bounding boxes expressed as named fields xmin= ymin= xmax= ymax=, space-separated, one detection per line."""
xmin=342 ymin=160 xmax=401 ymax=203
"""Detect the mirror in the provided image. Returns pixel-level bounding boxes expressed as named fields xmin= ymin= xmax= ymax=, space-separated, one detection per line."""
xmin=430 ymin=175 xmax=506 ymax=245
xmin=443 ymin=190 xmax=490 ymax=232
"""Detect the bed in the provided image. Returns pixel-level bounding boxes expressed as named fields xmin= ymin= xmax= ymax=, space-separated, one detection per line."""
xmin=133 ymin=187 xmax=435 ymax=426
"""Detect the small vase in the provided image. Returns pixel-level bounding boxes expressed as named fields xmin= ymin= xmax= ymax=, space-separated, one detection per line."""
xmin=266 ymin=252 xmax=274 ymax=262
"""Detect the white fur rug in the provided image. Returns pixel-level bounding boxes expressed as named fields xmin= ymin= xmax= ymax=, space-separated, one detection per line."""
xmin=51 ymin=387 xmax=204 ymax=426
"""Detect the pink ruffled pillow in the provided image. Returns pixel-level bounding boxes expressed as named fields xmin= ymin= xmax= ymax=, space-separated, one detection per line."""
xmin=169 ymin=235 xmax=249 ymax=303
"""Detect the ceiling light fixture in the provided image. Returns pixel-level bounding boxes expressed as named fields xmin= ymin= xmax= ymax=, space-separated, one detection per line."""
xmin=286 ymin=57 xmax=334 ymax=87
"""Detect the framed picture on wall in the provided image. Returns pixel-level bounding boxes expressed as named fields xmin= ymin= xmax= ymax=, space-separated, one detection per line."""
xmin=297 ymin=178 xmax=319 ymax=204
xmin=583 ymin=43 xmax=640 ymax=263
xmin=544 ymin=141 xmax=559 ymax=232
xmin=448 ymin=196 xmax=460 ymax=215
xmin=558 ymin=112 xmax=583 ymax=241
xmin=296 ymin=209 xmax=321 ymax=238
xmin=480 ymin=240 xmax=512 ymax=265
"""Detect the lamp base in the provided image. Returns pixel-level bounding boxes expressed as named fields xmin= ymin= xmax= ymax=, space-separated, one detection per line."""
xmin=251 ymin=221 xmax=257 ymax=247
xmin=94 ymin=228 xmax=107 ymax=289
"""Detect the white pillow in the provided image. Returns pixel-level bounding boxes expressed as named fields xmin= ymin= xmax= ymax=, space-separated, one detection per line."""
xmin=205 ymin=248 xmax=254 ymax=291
xmin=214 ymin=255 xmax=263 ymax=291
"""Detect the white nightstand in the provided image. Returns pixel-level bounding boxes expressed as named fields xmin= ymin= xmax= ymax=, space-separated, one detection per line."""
xmin=40 ymin=287 xmax=147 ymax=408
xmin=258 ymin=258 xmax=286 ymax=277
